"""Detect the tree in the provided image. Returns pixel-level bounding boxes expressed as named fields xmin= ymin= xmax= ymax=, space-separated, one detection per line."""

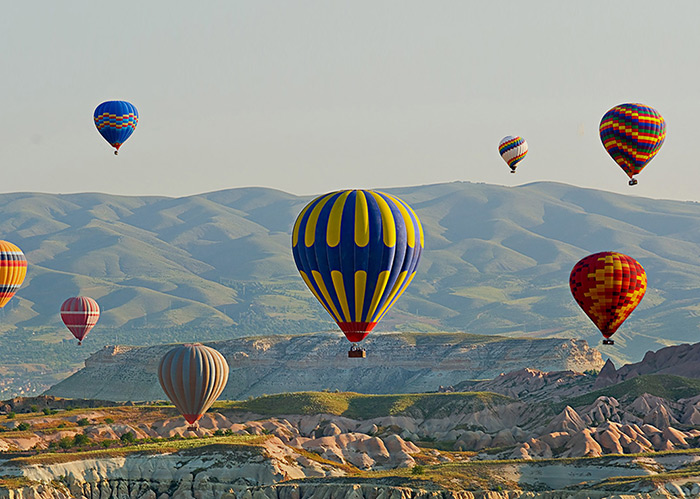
xmin=73 ymin=434 xmax=90 ymax=446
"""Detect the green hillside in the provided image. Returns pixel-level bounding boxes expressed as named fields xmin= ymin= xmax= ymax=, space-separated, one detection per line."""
xmin=1 ymin=181 xmax=700 ymax=395
xmin=218 ymin=391 xmax=514 ymax=420
xmin=560 ymin=374 xmax=700 ymax=409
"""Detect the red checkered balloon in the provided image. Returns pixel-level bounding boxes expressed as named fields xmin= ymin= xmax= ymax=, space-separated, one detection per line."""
xmin=569 ymin=252 xmax=646 ymax=340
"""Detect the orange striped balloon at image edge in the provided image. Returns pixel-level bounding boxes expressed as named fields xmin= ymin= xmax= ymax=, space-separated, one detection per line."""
xmin=0 ymin=241 xmax=27 ymax=308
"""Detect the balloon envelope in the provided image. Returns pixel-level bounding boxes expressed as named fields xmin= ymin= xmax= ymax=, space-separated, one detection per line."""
xmin=599 ymin=103 xmax=665 ymax=181
xmin=292 ymin=190 xmax=423 ymax=342
xmin=158 ymin=344 xmax=229 ymax=425
xmin=498 ymin=136 xmax=528 ymax=172
xmin=94 ymin=101 xmax=139 ymax=153
xmin=0 ymin=241 xmax=26 ymax=308
xmin=569 ymin=251 xmax=646 ymax=340
xmin=60 ymin=297 xmax=100 ymax=344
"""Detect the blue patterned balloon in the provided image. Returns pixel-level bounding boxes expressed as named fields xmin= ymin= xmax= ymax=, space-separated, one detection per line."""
xmin=93 ymin=101 xmax=139 ymax=155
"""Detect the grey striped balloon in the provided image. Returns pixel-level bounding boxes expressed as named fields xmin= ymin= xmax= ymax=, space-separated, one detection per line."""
xmin=158 ymin=343 xmax=229 ymax=426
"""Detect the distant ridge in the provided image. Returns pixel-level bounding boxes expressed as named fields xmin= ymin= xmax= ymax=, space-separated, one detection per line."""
xmin=1 ymin=181 xmax=700 ymax=395
xmin=45 ymin=332 xmax=604 ymax=401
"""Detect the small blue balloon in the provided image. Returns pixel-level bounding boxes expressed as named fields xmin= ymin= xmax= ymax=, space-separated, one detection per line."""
xmin=94 ymin=101 xmax=139 ymax=155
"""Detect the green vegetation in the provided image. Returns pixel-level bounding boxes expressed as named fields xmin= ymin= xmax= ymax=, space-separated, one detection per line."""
xmin=120 ymin=432 xmax=136 ymax=443
xmin=559 ymin=374 xmax=700 ymax=410
xmin=12 ymin=434 xmax=268 ymax=466
xmin=217 ymin=391 xmax=513 ymax=420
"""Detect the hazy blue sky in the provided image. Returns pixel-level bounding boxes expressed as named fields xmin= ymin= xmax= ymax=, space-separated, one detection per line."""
xmin=2 ymin=1 xmax=699 ymax=200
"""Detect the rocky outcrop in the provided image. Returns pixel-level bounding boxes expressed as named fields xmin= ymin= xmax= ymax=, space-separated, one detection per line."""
xmin=511 ymin=397 xmax=700 ymax=460
xmin=0 ymin=482 xmax=684 ymax=499
xmin=457 ymin=368 xmax=595 ymax=402
xmin=45 ymin=333 xmax=604 ymax=401
xmin=593 ymin=342 xmax=700 ymax=388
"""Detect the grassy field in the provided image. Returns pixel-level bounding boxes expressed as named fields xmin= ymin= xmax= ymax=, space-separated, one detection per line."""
xmin=10 ymin=434 xmax=268 ymax=465
xmin=217 ymin=391 xmax=514 ymax=420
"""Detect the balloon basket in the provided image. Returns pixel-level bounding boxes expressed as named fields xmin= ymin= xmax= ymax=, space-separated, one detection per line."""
xmin=77 ymin=341 xmax=82 ymax=346
xmin=348 ymin=346 xmax=366 ymax=358
xmin=510 ymin=169 xmax=516 ymax=174
xmin=602 ymin=339 xmax=615 ymax=345
xmin=628 ymin=179 xmax=637 ymax=186
xmin=187 ymin=425 xmax=198 ymax=431
xmin=114 ymin=150 xmax=119 ymax=156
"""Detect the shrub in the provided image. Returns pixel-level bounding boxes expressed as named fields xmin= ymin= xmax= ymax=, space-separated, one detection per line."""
xmin=120 ymin=431 xmax=136 ymax=443
xmin=30 ymin=406 xmax=38 ymax=413
xmin=213 ymin=429 xmax=224 ymax=436
xmin=73 ymin=434 xmax=90 ymax=446
xmin=411 ymin=465 xmax=425 ymax=476
xmin=7 ymin=412 xmax=15 ymax=419
xmin=58 ymin=437 xmax=73 ymax=450
xmin=77 ymin=418 xmax=90 ymax=427
xmin=104 ymin=418 xmax=114 ymax=424
xmin=17 ymin=422 xmax=30 ymax=431
xmin=102 ymin=440 xmax=114 ymax=448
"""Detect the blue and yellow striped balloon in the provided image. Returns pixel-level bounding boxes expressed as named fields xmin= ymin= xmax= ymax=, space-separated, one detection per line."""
xmin=292 ymin=190 xmax=423 ymax=343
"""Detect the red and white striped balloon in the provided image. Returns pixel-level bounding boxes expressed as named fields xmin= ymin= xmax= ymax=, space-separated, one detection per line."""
xmin=60 ymin=296 xmax=100 ymax=345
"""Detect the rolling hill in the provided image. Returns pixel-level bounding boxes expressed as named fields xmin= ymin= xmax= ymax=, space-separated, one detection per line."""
xmin=1 ymin=181 xmax=700 ymax=394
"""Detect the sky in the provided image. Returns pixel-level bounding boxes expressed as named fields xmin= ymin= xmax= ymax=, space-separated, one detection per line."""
xmin=2 ymin=1 xmax=699 ymax=201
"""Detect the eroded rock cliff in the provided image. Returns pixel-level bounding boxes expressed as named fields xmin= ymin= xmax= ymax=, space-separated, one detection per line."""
xmin=45 ymin=332 xmax=604 ymax=401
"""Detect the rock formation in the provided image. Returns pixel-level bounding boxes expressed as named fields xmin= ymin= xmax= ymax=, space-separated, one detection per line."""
xmin=594 ymin=342 xmax=700 ymax=388
xmin=45 ymin=332 xmax=604 ymax=401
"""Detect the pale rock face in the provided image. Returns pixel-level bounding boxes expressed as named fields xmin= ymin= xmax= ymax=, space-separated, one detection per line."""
xmin=539 ymin=431 xmax=570 ymax=450
xmin=596 ymin=426 xmax=624 ymax=454
xmin=460 ymin=368 xmax=596 ymax=402
xmin=545 ymin=406 xmax=586 ymax=434
xmin=564 ymin=428 xmax=603 ymax=458
xmin=644 ymin=404 xmax=681 ymax=429
xmin=46 ymin=333 xmax=604 ymax=401
xmin=490 ymin=428 xmax=516 ymax=447
xmin=296 ymin=432 xmax=417 ymax=470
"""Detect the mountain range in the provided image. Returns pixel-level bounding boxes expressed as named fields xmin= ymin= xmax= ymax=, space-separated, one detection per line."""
xmin=2 ymin=181 xmax=700 ymax=394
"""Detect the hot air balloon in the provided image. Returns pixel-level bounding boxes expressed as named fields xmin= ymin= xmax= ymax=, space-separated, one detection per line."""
xmin=60 ymin=297 xmax=100 ymax=345
xmin=498 ymin=136 xmax=528 ymax=173
xmin=0 ymin=241 xmax=27 ymax=309
xmin=599 ymin=103 xmax=666 ymax=185
xmin=158 ymin=343 xmax=229 ymax=430
xmin=569 ymin=251 xmax=646 ymax=345
xmin=93 ymin=101 xmax=139 ymax=155
xmin=292 ymin=190 xmax=423 ymax=358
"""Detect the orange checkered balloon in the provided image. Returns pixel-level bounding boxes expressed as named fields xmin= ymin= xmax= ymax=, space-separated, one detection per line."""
xmin=569 ymin=252 xmax=646 ymax=340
